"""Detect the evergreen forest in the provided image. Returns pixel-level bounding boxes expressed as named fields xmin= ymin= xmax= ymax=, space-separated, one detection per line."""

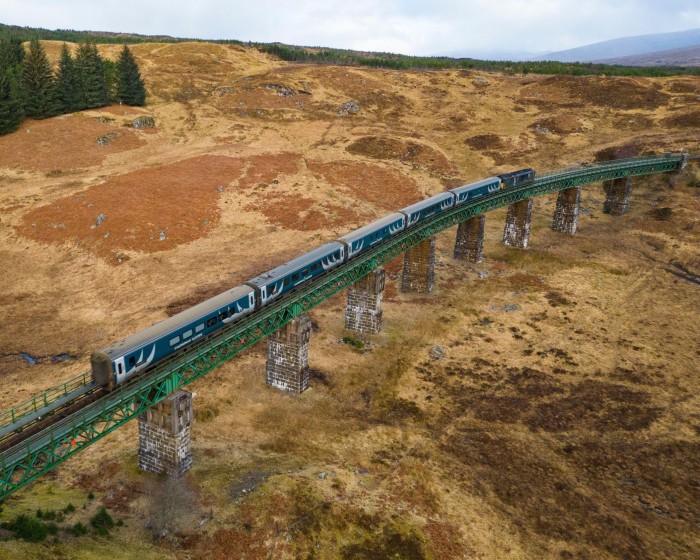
xmin=0 ymin=37 xmax=146 ymax=136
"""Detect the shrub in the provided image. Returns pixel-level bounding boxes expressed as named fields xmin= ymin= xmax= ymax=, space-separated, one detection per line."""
xmin=342 ymin=336 xmax=365 ymax=349
xmin=71 ymin=522 xmax=88 ymax=536
xmin=90 ymin=506 xmax=114 ymax=536
xmin=3 ymin=514 xmax=48 ymax=542
xmin=63 ymin=503 xmax=76 ymax=514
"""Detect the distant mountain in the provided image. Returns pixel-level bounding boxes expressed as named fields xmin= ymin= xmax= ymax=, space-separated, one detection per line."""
xmin=595 ymin=45 xmax=700 ymax=67
xmin=533 ymin=28 xmax=700 ymax=63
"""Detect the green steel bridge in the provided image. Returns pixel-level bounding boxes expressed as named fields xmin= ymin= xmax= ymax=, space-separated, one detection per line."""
xmin=0 ymin=152 xmax=694 ymax=501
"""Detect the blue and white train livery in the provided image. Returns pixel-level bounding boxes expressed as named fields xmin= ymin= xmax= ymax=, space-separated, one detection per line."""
xmin=91 ymin=168 xmax=535 ymax=390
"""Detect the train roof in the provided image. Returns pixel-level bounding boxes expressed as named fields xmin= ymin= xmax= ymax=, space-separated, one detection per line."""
xmin=497 ymin=168 xmax=535 ymax=180
xmin=247 ymin=241 xmax=345 ymax=286
xmin=400 ymin=191 xmax=454 ymax=215
xmin=96 ymin=283 xmax=256 ymax=358
xmin=336 ymin=212 xmax=405 ymax=243
xmin=449 ymin=176 xmax=501 ymax=195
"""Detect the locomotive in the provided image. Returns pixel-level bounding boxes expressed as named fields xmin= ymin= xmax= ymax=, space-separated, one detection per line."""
xmin=91 ymin=169 xmax=535 ymax=390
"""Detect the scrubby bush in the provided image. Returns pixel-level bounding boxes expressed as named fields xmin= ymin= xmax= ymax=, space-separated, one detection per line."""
xmin=2 ymin=514 xmax=48 ymax=542
xmin=90 ymin=506 xmax=114 ymax=536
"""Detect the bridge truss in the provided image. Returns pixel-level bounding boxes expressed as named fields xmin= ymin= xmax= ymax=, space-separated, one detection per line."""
xmin=0 ymin=153 xmax=687 ymax=501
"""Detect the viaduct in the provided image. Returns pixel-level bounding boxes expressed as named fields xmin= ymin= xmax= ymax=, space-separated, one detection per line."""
xmin=0 ymin=152 xmax=693 ymax=499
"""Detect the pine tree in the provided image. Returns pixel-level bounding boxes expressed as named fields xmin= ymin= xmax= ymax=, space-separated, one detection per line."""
xmin=56 ymin=43 xmax=80 ymax=113
xmin=0 ymin=71 xmax=22 ymax=135
xmin=0 ymin=37 xmax=25 ymax=75
xmin=20 ymin=39 xmax=61 ymax=119
xmin=103 ymin=58 xmax=118 ymax=103
xmin=116 ymin=45 xmax=145 ymax=106
xmin=75 ymin=40 xmax=108 ymax=109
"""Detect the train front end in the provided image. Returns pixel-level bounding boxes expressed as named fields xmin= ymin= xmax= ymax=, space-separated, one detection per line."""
xmin=91 ymin=351 xmax=115 ymax=390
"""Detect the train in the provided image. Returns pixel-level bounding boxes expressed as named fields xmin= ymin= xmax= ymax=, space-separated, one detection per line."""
xmin=91 ymin=168 xmax=535 ymax=390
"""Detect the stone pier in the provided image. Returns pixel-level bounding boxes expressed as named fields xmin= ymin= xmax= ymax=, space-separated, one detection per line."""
xmin=552 ymin=187 xmax=582 ymax=235
xmin=502 ymin=199 xmax=533 ymax=248
xmin=345 ymin=268 xmax=385 ymax=334
xmin=266 ymin=316 xmax=311 ymax=393
xmin=603 ymin=177 xmax=631 ymax=215
xmin=454 ymin=215 xmax=485 ymax=263
xmin=401 ymin=237 xmax=436 ymax=293
xmin=138 ymin=390 xmax=193 ymax=477
xmin=669 ymin=154 xmax=689 ymax=188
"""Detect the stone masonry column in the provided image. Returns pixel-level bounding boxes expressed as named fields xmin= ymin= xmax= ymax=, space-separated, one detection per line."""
xmin=345 ymin=268 xmax=386 ymax=334
xmin=603 ymin=177 xmax=631 ymax=215
xmin=669 ymin=154 xmax=688 ymax=188
xmin=502 ymin=199 xmax=533 ymax=248
xmin=453 ymin=215 xmax=485 ymax=262
xmin=401 ymin=237 xmax=436 ymax=293
xmin=138 ymin=390 xmax=193 ymax=477
xmin=552 ymin=186 xmax=582 ymax=235
xmin=266 ymin=316 xmax=311 ymax=393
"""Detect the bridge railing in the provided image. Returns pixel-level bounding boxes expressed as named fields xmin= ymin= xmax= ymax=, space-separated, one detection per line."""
xmin=0 ymin=371 xmax=93 ymax=433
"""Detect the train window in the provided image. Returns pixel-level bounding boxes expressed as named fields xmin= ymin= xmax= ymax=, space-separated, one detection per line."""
xmin=207 ymin=317 xmax=217 ymax=328
xmin=118 ymin=363 xmax=123 ymax=374
xmin=283 ymin=278 xmax=290 ymax=286
xmin=169 ymin=336 xmax=180 ymax=346
xmin=292 ymin=273 xmax=299 ymax=281
xmin=302 ymin=268 xmax=309 ymax=276
xmin=183 ymin=329 xmax=193 ymax=339
xmin=129 ymin=357 xmax=135 ymax=367
xmin=219 ymin=311 xmax=228 ymax=321
xmin=195 ymin=324 xmax=205 ymax=333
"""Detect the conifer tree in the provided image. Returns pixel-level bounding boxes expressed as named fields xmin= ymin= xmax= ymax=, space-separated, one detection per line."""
xmin=0 ymin=71 xmax=23 ymax=135
xmin=56 ymin=43 xmax=81 ymax=113
xmin=75 ymin=40 xmax=108 ymax=109
xmin=116 ymin=45 xmax=145 ymax=106
xmin=0 ymin=37 xmax=25 ymax=75
xmin=20 ymin=39 xmax=61 ymax=119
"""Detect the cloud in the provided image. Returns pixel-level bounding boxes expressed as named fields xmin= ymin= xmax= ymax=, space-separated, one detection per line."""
xmin=2 ymin=0 xmax=700 ymax=58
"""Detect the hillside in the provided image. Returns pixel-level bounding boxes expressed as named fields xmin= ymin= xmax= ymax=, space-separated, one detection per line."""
xmin=596 ymin=44 xmax=700 ymax=67
xmin=535 ymin=27 xmax=700 ymax=62
xmin=0 ymin=40 xmax=698 ymax=560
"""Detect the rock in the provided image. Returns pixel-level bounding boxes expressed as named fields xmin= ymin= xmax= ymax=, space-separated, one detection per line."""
xmin=265 ymin=84 xmax=296 ymax=97
xmin=318 ymin=472 xmax=326 ymax=480
xmin=338 ymin=101 xmax=360 ymax=116
xmin=430 ymin=346 xmax=446 ymax=360
xmin=356 ymin=468 xmax=369 ymax=475
xmin=95 ymin=116 xmax=113 ymax=123
xmin=477 ymin=271 xmax=488 ymax=279
xmin=131 ymin=116 xmax=155 ymax=129
xmin=216 ymin=185 xmax=224 ymax=192
xmin=96 ymin=132 xmax=118 ymax=146
xmin=503 ymin=304 xmax=520 ymax=312
xmin=159 ymin=230 xmax=167 ymax=241
xmin=96 ymin=213 xmax=105 ymax=226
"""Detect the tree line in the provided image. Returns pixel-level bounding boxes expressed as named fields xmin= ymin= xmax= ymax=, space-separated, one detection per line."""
xmin=257 ymin=43 xmax=700 ymax=78
xmin=0 ymin=38 xmax=146 ymax=135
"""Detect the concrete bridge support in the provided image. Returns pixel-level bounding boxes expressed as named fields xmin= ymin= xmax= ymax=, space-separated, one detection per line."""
xmin=345 ymin=268 xmax=385 ymax=334
xmin=266 ymin=316 xmax=311 ymax=393
xmin=401 ymin=236 xmax=436 ymax=293
xmin=138 ymin=390 xmax=193 ymax=477
xmin=502 ymin=199 xmax=533 ymax=248
xmin=603 ymin=177 xmax=631 ymax=215
xmin=552 ymin=186 xmax=582 ymax=235
xmin=453 ymin=215 xmax=485 ymax=263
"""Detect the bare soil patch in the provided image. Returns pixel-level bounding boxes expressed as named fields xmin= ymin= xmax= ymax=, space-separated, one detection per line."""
xmin=306 ymin=160 xmax=423 ymax=210
xmin=17 ymin=155 xmax=246 ymax=262
xmin=0 ymin=113 xmax=146 ymax=173
xmin=247 ymin=192 xmax=362 ymax=231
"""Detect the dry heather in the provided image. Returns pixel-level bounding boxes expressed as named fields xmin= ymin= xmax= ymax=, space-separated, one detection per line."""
xmin=0 ymin=41 xmax=698 ymax=560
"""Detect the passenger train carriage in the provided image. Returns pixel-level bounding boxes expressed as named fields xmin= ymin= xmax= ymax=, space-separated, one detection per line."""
xmin=91 ymin=168 xmax=535 ymax=389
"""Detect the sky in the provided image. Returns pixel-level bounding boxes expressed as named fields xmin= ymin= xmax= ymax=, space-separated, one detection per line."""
xmin=2 ymin=0 xmax=700 ymax=59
